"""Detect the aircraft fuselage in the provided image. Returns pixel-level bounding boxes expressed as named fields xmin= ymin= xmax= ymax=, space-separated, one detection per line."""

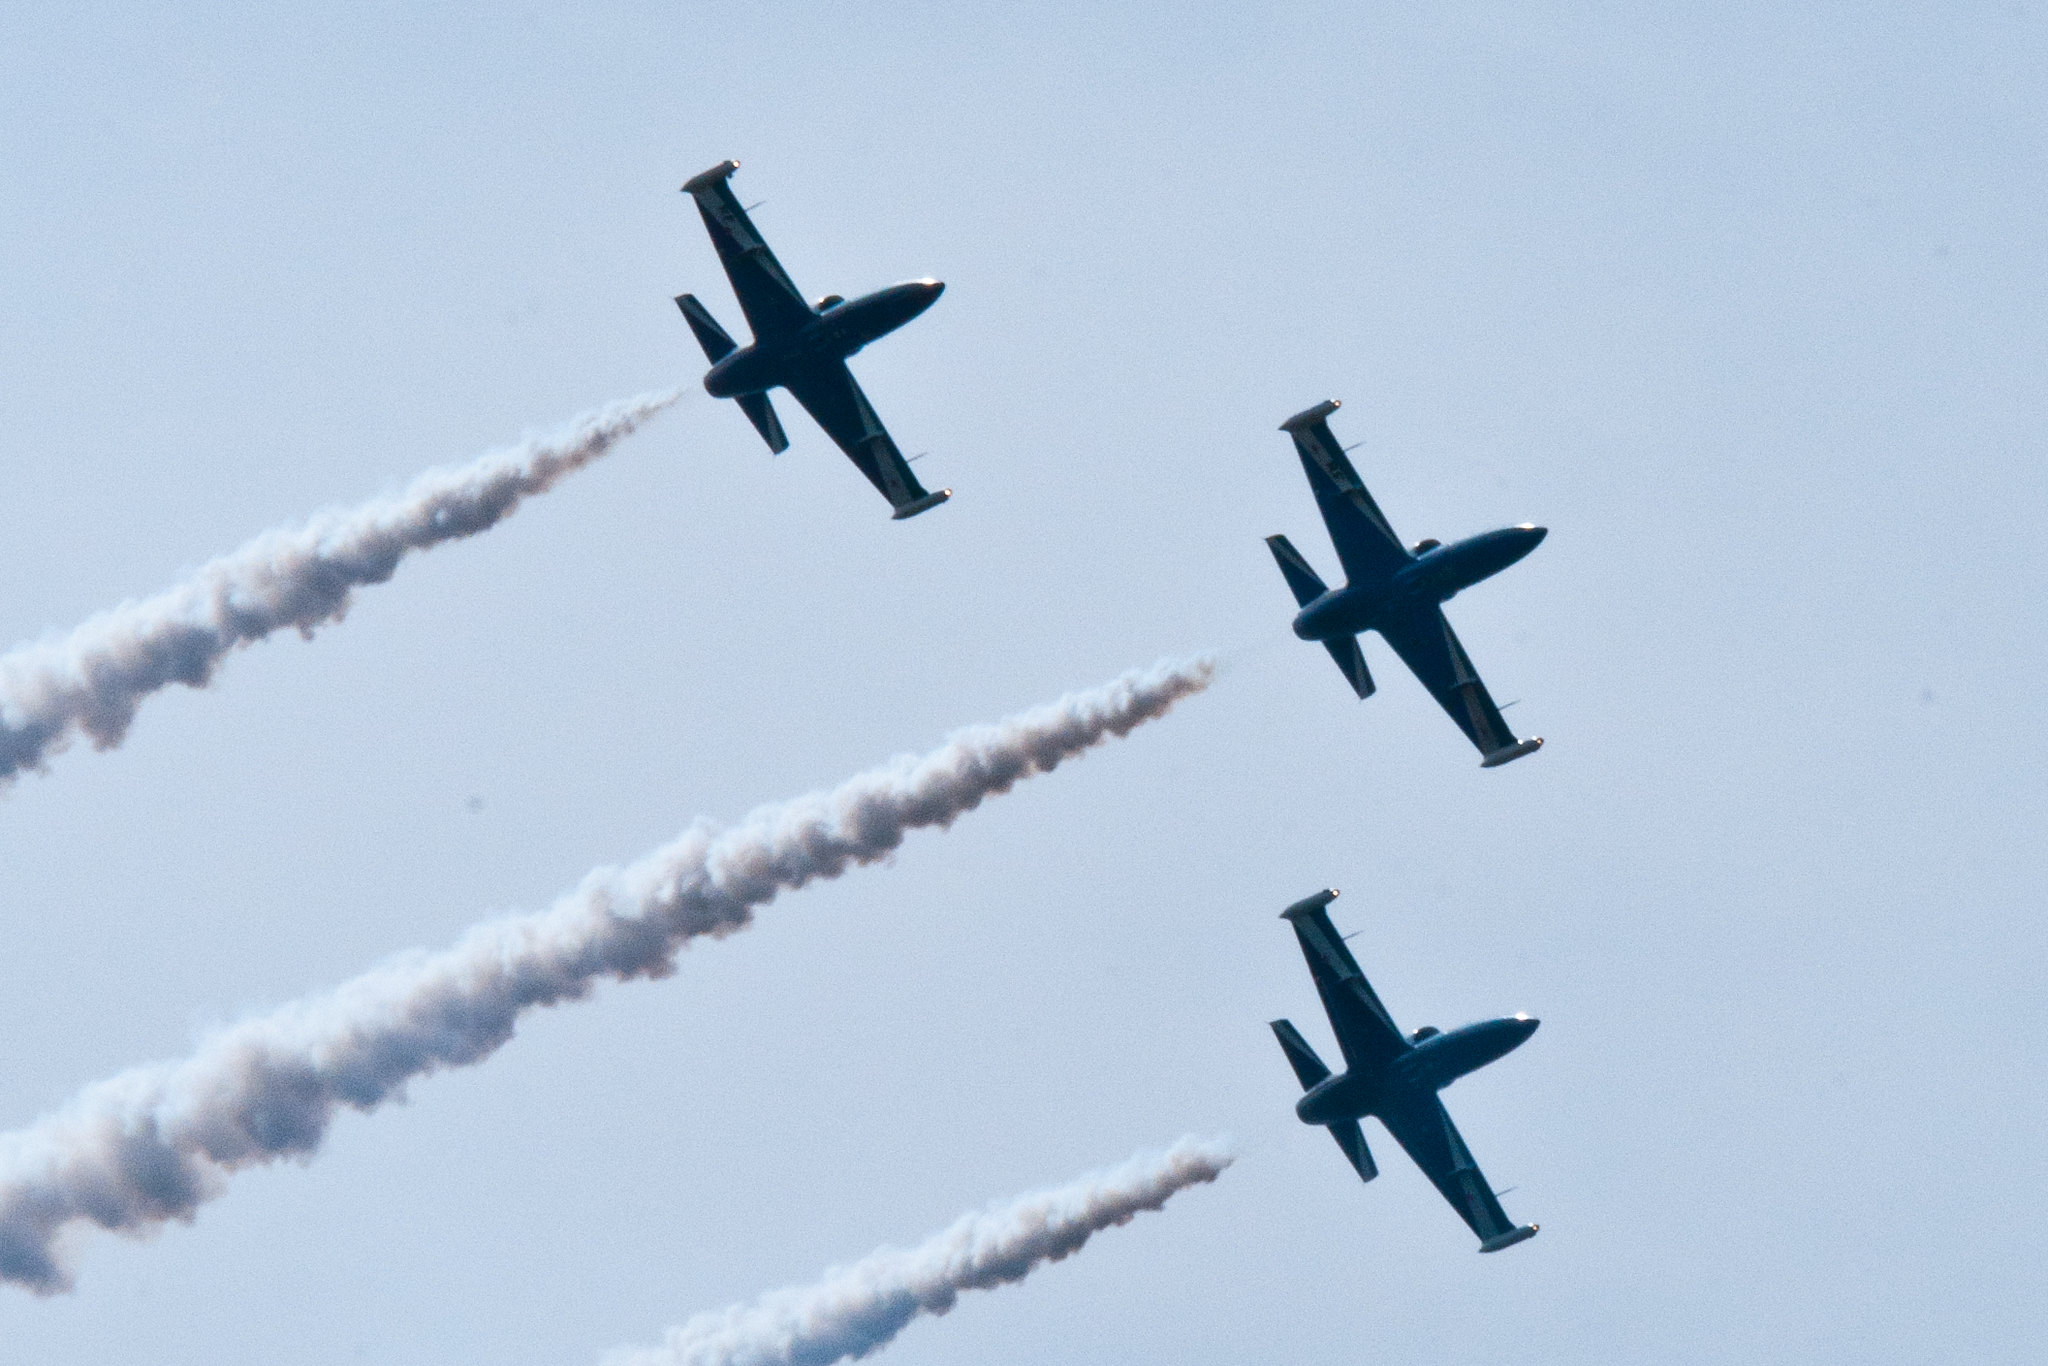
xmin=1291 ymin=524 xmax=1546 ymax=642
xmin=1294 ymin=1014 xmax=1539 ymax=1126
xmin=704 ymin=279 xmax=944 ymax=398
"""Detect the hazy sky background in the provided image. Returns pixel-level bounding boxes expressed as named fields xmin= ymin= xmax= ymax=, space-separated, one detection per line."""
xmin=2 ymin=3 xmax=2043 ymax=1362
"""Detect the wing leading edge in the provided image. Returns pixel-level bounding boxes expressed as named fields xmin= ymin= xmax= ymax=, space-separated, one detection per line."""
xmin=1376 ymin=605 xmax=1543 ymax=767
xmin=1277 ymin=890 xmax=1538 ymax=1251
xmin=1376 ymin=1094 xmax=1539 ymax=1252
xmin=1279 ymin=890 xmax=1408 ymax=1075
xmin=780 ymin=358 xmax=951 ymax=519
xmin=682 ymin=160 xmax=815 ymax=340
xmin=1280 ymin=400 xmax=1411 ymax=586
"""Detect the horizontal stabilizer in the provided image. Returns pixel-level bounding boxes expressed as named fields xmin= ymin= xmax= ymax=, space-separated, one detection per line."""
xmin=890 ymin=488 xmax=952 ymax=520
xmin=1264 ymin=534 xmax=1328 ymax=608
xmin=1269 ymin=1018 xmax=1331 ymax=1090
xmin=1323 ymin=635 xmax=1375 ymax=699
xmin=735 ymin=391 xmax=789 ymax=454
xmin=675 ymin=294 xmax=738 ymax=364
xmin=1330 ymin=1119 xmax=1378 ymax=1183
xmin=1478 ymin=737 xmax=1544 ymax=769
xmin=1478 ymin=1223 xmax=1540 ymax=1253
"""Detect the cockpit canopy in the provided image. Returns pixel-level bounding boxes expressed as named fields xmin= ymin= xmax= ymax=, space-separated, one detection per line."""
xmin=1411 ymin=538 xmax=1442 ymax=555
xmin=1409 ymin=1025 xmax=1441 ymax=1042
xmin=813 ymin=293 xmax=845 ymax=311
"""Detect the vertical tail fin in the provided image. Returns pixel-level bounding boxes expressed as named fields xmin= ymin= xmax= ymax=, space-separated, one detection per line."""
xmin=676 ymin=295 xmax=789 ymax=454
xmin=1264 ymin=534 xmax=1329 ymax=607
xmin=1272 ymin=1020 xmax=1378 ymax=1184
xmin=675 ymin=293 xmax=737 ymax=363
xmin=1265 ymin=537 xmax=1374 ymax=698
xmin=1270 ymin=1019 xmax=1332 ymax=1090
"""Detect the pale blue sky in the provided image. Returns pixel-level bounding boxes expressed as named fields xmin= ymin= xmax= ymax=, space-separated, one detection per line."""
xmin=1 ymin=4 xmax=2043 ymax=1362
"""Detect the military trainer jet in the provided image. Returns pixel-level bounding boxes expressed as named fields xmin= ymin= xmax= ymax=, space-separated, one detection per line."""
xmin=1270 ymin=888 xmax=1540 ymax=1253
xmin=1266 ymin=400 xmax=1545 ymax=767
xmin=674 ymin=160 xmax=951 ymax=519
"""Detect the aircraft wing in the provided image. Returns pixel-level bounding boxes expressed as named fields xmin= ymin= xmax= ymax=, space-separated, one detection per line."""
xmin=1280 ymin=401 xmax=1411 ymax=585
xmin=781 ymin=358 xmax=949 ymax=518
xmin=1375 ymin=605 xmax=1539 ymax=766
xmin=1281 ymin=892 xmax=1409 ymax=1076
xmin=1376 ymin=1093 xmax=1536 ymax=1252
xmin=682 ymin=161 xmax=816 ymax=340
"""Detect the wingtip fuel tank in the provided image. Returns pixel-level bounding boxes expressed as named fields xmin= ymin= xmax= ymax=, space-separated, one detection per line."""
xmin=1478 ymin=1224 xmax=1540 ymax=1253
xmin=1479 ymin=737 xmax=1544 ymax=768
xmin=1266 ymin=401 xmax=1549 ymax=764
xmin=1274 ymin=889 xmax=1541 ymax=1251
xmin=890 ymin=489 xmax=952 ymax=520
xmin=1280 ymin=398 xmax=1342 ymax=432
xmin=1279 ymin=888 xmax=1339 ymax=920
xmin=682 ymin=159 xmax=741 ymax=194
xmin=676 ymin=160 xmax=950 ymax=516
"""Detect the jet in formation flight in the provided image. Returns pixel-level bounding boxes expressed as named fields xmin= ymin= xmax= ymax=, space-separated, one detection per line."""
xmin=1270 ymin=888 xmax=1540 ymax=1253
xmin=675 ymin=160 xmax=952 ymax=519
xmin=1266 ymin=400 xmax=1546 ymax=767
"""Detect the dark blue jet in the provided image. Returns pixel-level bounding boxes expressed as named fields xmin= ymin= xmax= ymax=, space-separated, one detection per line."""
xmin=1271 ymin=888 xmax=1540 ymax=1253
xmin=674 ymin=160 xmax=951 ymax=520
xmin=1266 ymin=399 xmax=1546 ymax=767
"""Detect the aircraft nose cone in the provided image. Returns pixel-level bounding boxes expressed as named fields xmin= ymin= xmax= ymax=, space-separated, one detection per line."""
xmin=920 ymin=278 xmax=945 ymax=299
xmin=1513 ymin=1013 xmax=1540 ymax=1036
xmin=1514 ymin=524 xmax=1548 ymax=546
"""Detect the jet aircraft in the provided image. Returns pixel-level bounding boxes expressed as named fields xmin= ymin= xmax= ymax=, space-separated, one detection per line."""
xmin=674 ymin=160 xmax=952 ymax=519
xmin=1270 ymin=888 xmax=1540 ymax=1253
xmin=1265 ymin=399 xmax=1545 ymax=766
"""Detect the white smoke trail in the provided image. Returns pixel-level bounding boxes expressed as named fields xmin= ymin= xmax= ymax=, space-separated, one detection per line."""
xmin=605 ymin=1137 xmax=1234 ymax=1366
xmin=0 ymin=389 xmax=680 ymax=782
xmin=0 ymin=656 xmax=1214 ymax=1293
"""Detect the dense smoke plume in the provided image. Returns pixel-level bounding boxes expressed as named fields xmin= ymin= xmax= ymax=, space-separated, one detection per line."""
xmin=0 ymin=390 xmax=679 ymax=781
xmin=0 ymin=656 xmax=1214 ymax=1292
xmin=606 ymin=1137 xmax=1234 ymax=1366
